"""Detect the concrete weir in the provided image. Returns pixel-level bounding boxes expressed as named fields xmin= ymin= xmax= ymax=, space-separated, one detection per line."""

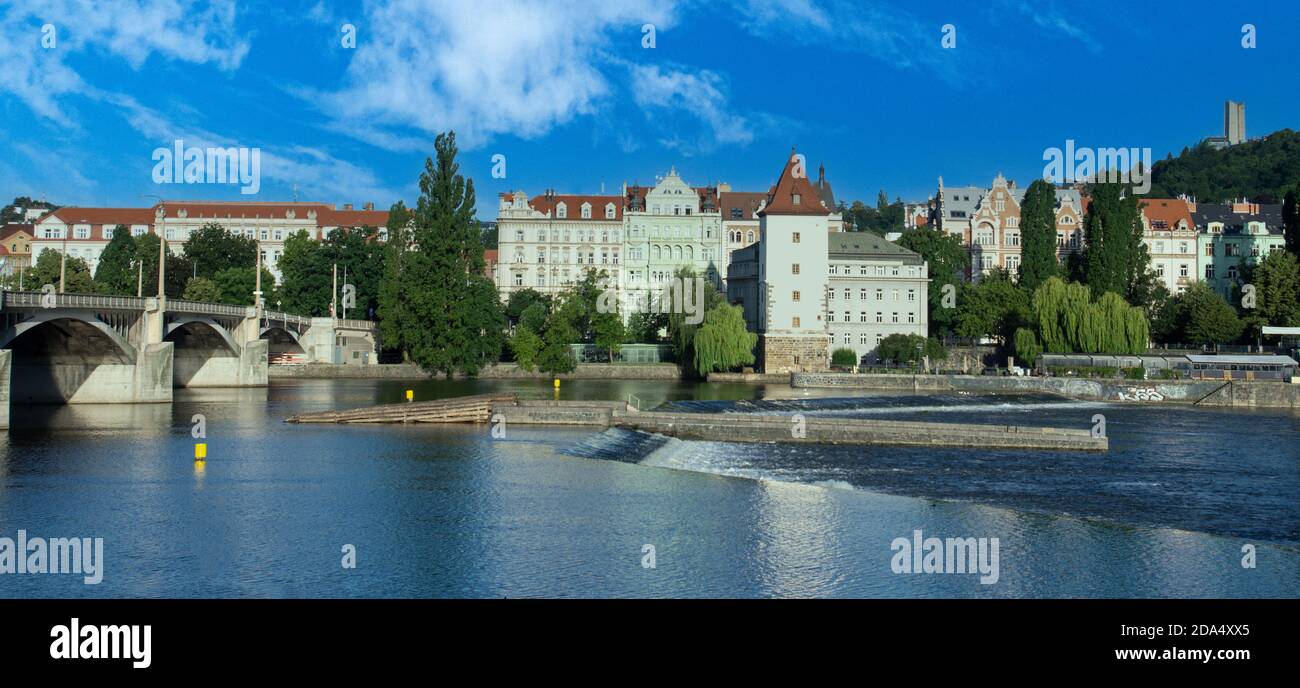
xmin=286 ymin=394 xmax=1107 ymax=452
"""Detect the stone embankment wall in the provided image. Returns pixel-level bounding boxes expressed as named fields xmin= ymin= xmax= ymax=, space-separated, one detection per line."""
xmin=269 ymin=362 xmax=684 ymax=380
xmin=790 ymin=373 xmax=1300 ymax=408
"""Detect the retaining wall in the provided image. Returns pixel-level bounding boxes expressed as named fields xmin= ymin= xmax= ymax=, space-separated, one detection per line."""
xmin=790 ymin=373 xmax=1300 ymax=408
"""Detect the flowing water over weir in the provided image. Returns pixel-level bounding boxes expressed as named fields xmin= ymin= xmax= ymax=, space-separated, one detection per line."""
xmin=285 ymin=391 xmax=1108 ymax=452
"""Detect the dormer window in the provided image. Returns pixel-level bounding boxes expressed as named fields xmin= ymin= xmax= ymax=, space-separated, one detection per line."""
xmin=581 ymin=203 xmax=592 ymax=219
xmin=556 ymin=203 xmax=567 ymax=219
xmin=605 ymin=203 xmax=615 ymax=219
xmin=792 ymin=193 xmax=801 ymax=205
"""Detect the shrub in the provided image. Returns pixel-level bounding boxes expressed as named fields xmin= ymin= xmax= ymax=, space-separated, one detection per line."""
xmin=831 ymin=347 xmax=858 ymax=367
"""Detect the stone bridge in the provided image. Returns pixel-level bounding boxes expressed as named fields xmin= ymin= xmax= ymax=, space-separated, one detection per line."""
xmin=0 ymin=290 xmax=377 ymax=425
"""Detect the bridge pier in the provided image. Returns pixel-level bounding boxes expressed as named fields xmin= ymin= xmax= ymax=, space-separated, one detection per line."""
xmin=0 ymin=350 xmax=10 ymax=429
xmin=9 ymin=341 xmax=173 ymax=405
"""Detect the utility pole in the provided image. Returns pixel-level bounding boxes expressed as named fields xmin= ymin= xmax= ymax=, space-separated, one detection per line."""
xmin=331 ymin=263 xmax=338 ymax=318
xmin=59 ymin=230 xmax=67 ymax=293
xmin=254 ymin=240 xmax=263 ymax=310
xmin=342 ymin=265 xmax=348 ymax=319
xmin=136 ymin=259 xmax=143 ymax=297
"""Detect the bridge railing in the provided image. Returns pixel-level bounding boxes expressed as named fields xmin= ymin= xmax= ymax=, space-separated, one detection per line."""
xmin=0 ymin=290 xmax=147 ymax=311
xmin=167 ymin=298 xmax=250 ymax=319
xmin=263 ymin=310 xmax=312 ymax=329
xmin=336 ymin=318 xmax=376 ymax=331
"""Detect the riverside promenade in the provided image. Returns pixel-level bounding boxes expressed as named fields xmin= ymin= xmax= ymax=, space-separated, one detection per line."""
xmin=286 ymin=392 xmax=1108 ymax=452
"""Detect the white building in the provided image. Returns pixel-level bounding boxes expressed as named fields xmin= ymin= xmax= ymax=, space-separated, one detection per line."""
xmin=494 ymin=190 xmax=623 ymax=299
xmin=621 ymin=168 xmax=724 ymax=310
xmin=29 ymin=201 xmax=386 ymax=281
xmin=728 ymin=150 xmax=929 ymax=372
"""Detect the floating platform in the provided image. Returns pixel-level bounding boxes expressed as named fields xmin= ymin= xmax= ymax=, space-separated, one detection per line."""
xmin=285 ymin=394 xmax=1106 ymax=452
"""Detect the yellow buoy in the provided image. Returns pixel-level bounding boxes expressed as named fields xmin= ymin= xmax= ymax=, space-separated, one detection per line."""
xmin=405 ymin=389 xmax=414 ymax=402
xmin=553 ymin=378 xmax=561 ymax=389
xmin=194 ymin=443 xmax=207 ymax=460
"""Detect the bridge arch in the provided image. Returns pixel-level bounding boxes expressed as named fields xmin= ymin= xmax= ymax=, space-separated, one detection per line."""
xmin=0 ymin=310 xmax=137 ymax=362
xmin=164 ymin=317 xmax=241 ymax=356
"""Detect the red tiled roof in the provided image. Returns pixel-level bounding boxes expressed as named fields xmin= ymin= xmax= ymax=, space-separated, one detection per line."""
xmin=1139 ymin=198 xmax=1194 ymax=230
xmin=0 ymin=224 xmax=34 ymax=240
xmin=484 ymin=249 xmax=499 ymax=262
xmin=759 ymin=150 xmax=829 ymax=217
xmin=527 ymin=194 xmax=623 ymax=221
xmin=41 ymin=207 xmax=155 ymax=225
xmin=720 ymin=191 xmax=767 ymax=221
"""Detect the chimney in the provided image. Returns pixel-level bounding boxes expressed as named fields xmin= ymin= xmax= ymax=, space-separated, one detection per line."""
xmin=363 ymin=202 xmax=374 ymax=211
xmin=343 ymin=203 xmax=353 ymax=211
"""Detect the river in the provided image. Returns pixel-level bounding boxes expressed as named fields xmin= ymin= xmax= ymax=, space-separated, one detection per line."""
xmin=1 ymin=378 xmax=1296 ymax=598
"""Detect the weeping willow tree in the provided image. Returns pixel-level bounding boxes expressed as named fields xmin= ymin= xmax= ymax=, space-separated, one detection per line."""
xmin=1014 ymin=328 xmax=1041 ymax=367
xmin=1030 ymin=277 xmax=1148 ymax=354
xmin=691 ymin=303 xmax=757 ymax=377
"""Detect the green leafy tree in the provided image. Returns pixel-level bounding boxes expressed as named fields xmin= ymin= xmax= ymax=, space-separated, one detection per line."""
xmin=20 ymin=249 xmax=96 ymax=293
xmin=897 ymin=225 xmax=969 ymax=336
xmin=94 ymin=225 xmax=138 ymax=295
xmin=1029 ymin=277 xmax=1148 ymax=354
xmin=211 ymin=266 xmax=277 ymax=306
xmin=376 ymin=133 xmax=504 ymax=376
xmin=1082 ymin=181 xmax=1147 ymax=303
xmin=277 ymin=230 xmax=330 ymax=315
xmin=509 ymin=325 xmax=543 ymax=371
xmin=1147 ymin=129 xmax=1300 ymax=203
xmin=627 ymin=311 xmax=668 ymax=343
xmin=690 ymin=302 xmax=757 ymax=377
xmin=506 ymin=288 xmax=549 ymax=324
xmin=323 ymin=225 xmax=387 ymax=319
xmin=182 ymin=276 xmax=222 ymax=302
xmin=1284 ymin=186 xmax=1300 ymax=259
xmin=536 ymin=304 xmax=578 ymax=375
xmin=592 ymin=307 xmax=626 ymax=362
xmin=1246 ymin=248 xmax=1300 ymax=327
xmin=1182 ymin=282 xmax=1244 ymax=346
xmin=955 ymin=268 xmax=1029 ymax=342
xmin=182 ymin=223 xmax=257 ymax=279
xmin=1017 ymin=180 xmax=1058 ymax=292
xmin=519 ymin=300 xmax=549 ymax=334
xmin=665 ymin=265 xmax=726 ymax=372
xmin=1014 ymin=328 xmax=1041 ymax=367
xmin=134 ymin=233 xmax=192 ymax=298
xmin=831 ymin=348 xmax=858 ymax=367
xmin=877 ymin=333 xmax=930 ymax=365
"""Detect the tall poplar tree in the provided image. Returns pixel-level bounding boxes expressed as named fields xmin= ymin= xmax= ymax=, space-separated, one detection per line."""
xmin=1082 ymin=181 xmax=1147 ymax=304
xmin=94 ymin=225 xmax=138 ymax=295
xmin=376 ymin=133 xmax=504 ymax=376
xmin=1017 ymin=179 xmax=1058 ymax=292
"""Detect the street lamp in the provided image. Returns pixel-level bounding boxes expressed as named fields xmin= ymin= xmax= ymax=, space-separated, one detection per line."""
xmin=141 ymin=195 xmax=166 ymax=299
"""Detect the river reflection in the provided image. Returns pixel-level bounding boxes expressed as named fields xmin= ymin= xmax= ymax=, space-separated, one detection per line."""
xmin=0 ymin=378 xmax=1296 ymax=598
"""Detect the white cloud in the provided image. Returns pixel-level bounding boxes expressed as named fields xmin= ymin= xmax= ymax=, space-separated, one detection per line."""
xmin=313 ymin=0 xmax=712 ymax=150
xmin=0 ymin=0 xmax=249 ymax=127
xmin=630 ymin=63 xmax=754 ymax=154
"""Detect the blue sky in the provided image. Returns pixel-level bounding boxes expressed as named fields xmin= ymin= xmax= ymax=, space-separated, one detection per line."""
xmin=2 ymin=0 xmax=1298 ymax=219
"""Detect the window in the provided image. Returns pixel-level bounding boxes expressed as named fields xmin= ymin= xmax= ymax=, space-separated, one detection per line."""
xmin=891 ymin=312 xmax=899 ymax=323
xmin=513 ymin=273 xmax=523 ymax=287
xmin=1204 ymin=264 xmax=1214 ymax=279
xmin=1179 ymin=242 xmax=1188 ymax=254
xmin=875 ymin=312 xmax=883 ymax=323
xmin=1227 ymin=265 xmax=1238 ymax=279
xmin=908 ymin=313 xmax=916 ymax=323
xmin=859 ymin=289 xmax=867 ymax=300
xmin=1180 ymin=264 xmax=1189 ymax=277
xmin=792 ymin=317 xmax=800 ymax=328
xmin=791 ymin=263 xmax=800 ymax=274
xmin=792 ymin=232 xmax=801 ymax=244
xmin=605 ymin=204 xmax=615 ymax=219
xmin=860 ymin=333 xmax=869 ymax=345
xmin=907 ymin=289 xmax=916 ymax=302
xmin=515 ymin=230 xmax=525 ymax=242
xmin=74 ymin=226 xmax=89 ymax=239
xmin=557 ymin=203 xmax=567 ymax=219
xmin=1156 ymin=265 xmax=1164 ymax=277
xmin=875 ymin=289 xmax=883 ymax=300
xmin=829 ymin=264 xmax=836 ymax=274
xmin=730 ymin=208 xmax=743 ymax=220
xmin=859 ymin=312 xmax=867 ymax=323
xmin=792 ymin=291 xmax=800 ymax=302
xmin=843 ymin=333 xmax=851 ymax=344
xmin=892 ymin=289 xmax=899 ymax=301
xmin=792 ymin=193 xmax=801 ymax=205
xmin=829 ymin=312 xmax=835 ymax=322
xmin=581 ymin=205 xmax=591 ymax=219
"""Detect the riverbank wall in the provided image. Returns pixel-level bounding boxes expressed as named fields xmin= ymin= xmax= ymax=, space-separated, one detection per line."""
xmin=789 ymin=373 xmax=1300 ymax=409
xmin=269 ymin=362 xmax=684 ymax=381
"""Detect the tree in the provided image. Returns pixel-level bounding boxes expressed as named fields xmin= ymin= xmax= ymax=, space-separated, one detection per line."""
xmin=877 ymin=334 xmax=929 ymax=365
xmin=690 ymin=302 xmax=757 ymax=377
xmin=506 ymin=288 xmax=549 ymax=324
xmin=1147 ymin=129 xmax=1300 ymax=203
xmin=1245 ymin=250 xmax=1300 ymax=327
xmin=519 ymin=301 xmax=549 ymax=334
xmin=1017 ymin=180 xmax=1058 ymax=292
xmin=1014 ymin=328 xmax=1041 ymax=367
xmin=376 ymin=133 xmax=505 ymax=376
xmin=1178 ymin=282 xmax=1242 ymax=346
xmin=182 ymin=223 xmax=257 ymax=279
xmin=277 ymin=230 xmax=330 ymax=315
xmin=19 ymin=249 xmax=95 ymax=293
xmin=322 ymin=225 xmax=387 ymax=319
xmin=592 ymin=308 xmax=626 ymax=363
xmin=182 ymin=276 xmax=222 ymax=302
xmin=1082 ymin=181 xmax=1147 ymax=303
xmin=211 ymin=266 xmax=276 ymax=306
xmin=831 ymin=348 xmax=858 ymax=367
xmin=627 ymin=311 xmax=668 ymax=343
xmin=94 ymin=225 xmax=138 ymax=295
xmin=509 ymin=325 xmax=543 ymax=371
xmin=665 ymin=265 xmax=726 ymax=373
xmin=1029 ymin=277 xmax=1149 ymax=354
xmin=897 ymin=225 xmax=969 ymax=336
xmin=536 ymin=304 xmax=577 ymax=375
xmin=954 ymin=268 xmax=1029 ymax=342
xmin=134 ymin=233 xmax=192 ymax=298
xmin=1284 ymin=186 xmax=1300 ymax=259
